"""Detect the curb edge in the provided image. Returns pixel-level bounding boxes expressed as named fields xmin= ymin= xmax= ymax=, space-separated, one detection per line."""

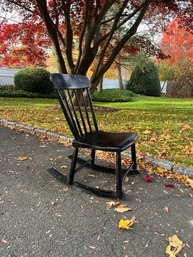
xmin=1 ymin=118 xmax=193 ymax=178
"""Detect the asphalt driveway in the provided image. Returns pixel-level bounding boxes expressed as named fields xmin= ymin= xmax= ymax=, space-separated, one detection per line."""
xmin=0 ymin=125 xmax=192 ymax=257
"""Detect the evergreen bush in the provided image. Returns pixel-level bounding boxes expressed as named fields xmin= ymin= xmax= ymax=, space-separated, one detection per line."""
xmin=126 ymin=61 xmax=161 ymax=96
xmin=92 ymin=89 xmax=135 ymax=102
xmin=14 ymin=68 xmax=53 ymax=94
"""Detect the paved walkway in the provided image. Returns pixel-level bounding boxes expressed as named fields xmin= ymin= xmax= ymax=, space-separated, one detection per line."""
xmin=0 ymin=125 xmax=193 ymax=257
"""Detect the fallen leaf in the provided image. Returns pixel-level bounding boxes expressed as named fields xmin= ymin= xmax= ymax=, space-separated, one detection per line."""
xmin=143 ymin=130 xmax=151 ymax=135
xmin=124 ymin=176 xmax=129 ymax=183
xmin=106 ymin=201 xmax=119 ymax=208
xmin=54 ymin=117 xmax=60 ymax=121
xmin=164 ymin=184 xmax=175 ymax=188
xmin=143 ymin=175 xmax=153 ymax=182
xmin=165 ymin=134 xmax=171 ymax=139
xmin=118 ymin=216 xmax=136 ymax=230
xmin=43 ymin=135 xmax=50 ymax=141
xmin=116 ymin=204 xmax=127 ymax=208
xmin=186 ymin=178 xmax=193 ymax=189
xmin=89 ymin=246 xmax=96 ymax=249
xmin=166 ymin=235 xmax=185 ymax=257
xmin=183 ymin=124 xmax=190 ymax=129
xmin=150 ymin=137 xmax=157 ymax=142
xmin=160 ymin=152 xmax=167 ymax=158
xmin=1 ymin=239 xmax=8 ymax=244
xmin=164 ymin=206 xmax=169 ymax=212
xmin=39 ymin=144 xmax=46 ymax=148
xmin=115 ymin=206 xmax=132 ymax=213
xmin=109 ymin=163 xmax=116 ymax=169
xmin=17 ymin=156 xmax=28 ymax=161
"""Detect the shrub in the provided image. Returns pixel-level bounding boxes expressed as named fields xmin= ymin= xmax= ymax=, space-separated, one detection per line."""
xmin=126 ymin=61 xmax=161 ymax=96
xmin=0 ymin=85 xmax=15 ymax=91
xmin=0 ymin=89 xmax=57 ymax=98
xmin=14 ymin=68 xmax=53 ymax=94
xmin=92 ymin=89 xmax=135 ymax=102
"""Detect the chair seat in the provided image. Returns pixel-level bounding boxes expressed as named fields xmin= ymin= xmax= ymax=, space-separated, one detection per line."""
xmin=73 ymin=130 xmax=137 ymax=152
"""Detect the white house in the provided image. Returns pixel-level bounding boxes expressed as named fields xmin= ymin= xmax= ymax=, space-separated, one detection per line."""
xmin=0 ymin=68 xmax=20 ymax=85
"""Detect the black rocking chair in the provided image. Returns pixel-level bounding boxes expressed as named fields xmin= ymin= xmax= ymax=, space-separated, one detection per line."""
xmin=50 ymin=74 xmax=139 ymax=198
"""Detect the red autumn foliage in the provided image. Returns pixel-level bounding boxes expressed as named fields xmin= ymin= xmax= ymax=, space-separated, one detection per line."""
xmin=0 ymin=22 xmax=51 ymax=68
xmin=159 ymin=19 xmax=193 ymax=65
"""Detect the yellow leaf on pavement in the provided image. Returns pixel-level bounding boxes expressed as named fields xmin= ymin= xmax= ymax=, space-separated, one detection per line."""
xmin=115 ymin=206 xmax=132 ymax=213
xmin=116 ymin=204 xmax=127 ymax=208
xmin=166 ymin=235 xmax=185 ymax=257
xmin=186 ymin=177 xmax=193 ymax=189
xmin=118 ymin=216 xmax=136 ymax=230
xmin=106 ymin=201 xmax=119 ymax=208
xmin=124 ymin=176 xmax=129 ymax=183
xmin=17 ymin=156 xmax=28 ymax=161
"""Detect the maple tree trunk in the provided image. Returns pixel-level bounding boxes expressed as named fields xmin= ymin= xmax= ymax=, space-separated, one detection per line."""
xmin=98 ymin=78 xmax=103 ymax=92
xmin=116 ymin=62 xmax=123 ymax=90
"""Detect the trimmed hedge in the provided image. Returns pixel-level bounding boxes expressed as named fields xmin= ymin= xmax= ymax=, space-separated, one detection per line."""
xmin=14 ymin=68 xmax=53 ymax=94
xmin=0 ymin=89 xmax=57 ymax=98
xmin=0 ymin=88 xmax=135 ymax=102
xmin=0 ymin=85 xmax=15 ymax=90
xmin=92 ymin=89 xmax=135 ymax=102
xmin=126 ymin=61 xmax=161 ymax=96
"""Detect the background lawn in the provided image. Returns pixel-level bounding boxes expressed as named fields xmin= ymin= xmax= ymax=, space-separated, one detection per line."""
xmin=0 ymin=95 xmax=192 ymax=167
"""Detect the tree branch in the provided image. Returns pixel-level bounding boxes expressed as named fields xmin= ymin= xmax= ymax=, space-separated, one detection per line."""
xmin=95 ymin=0 xmax=149 ymax=49
xmin=91 ymin=0 xmax=150 ymax=87
xmin=76 ymin=0 xmax=113 ymax=74
xmin=93 ymin=1 xmax=129 ymax=78
xmin=35 ymin=0 xmax=67 ymax=73
xmin=74 ymin=1 xmax=90 ymax=73
xmin=61 ymin=0 xmax=75 ymax=72
xmin=4 ymin=0 xmax=34 ymax=14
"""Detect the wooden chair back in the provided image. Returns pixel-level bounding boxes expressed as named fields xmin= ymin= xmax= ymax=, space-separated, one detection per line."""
xmin=50 ymin=74 xmax=98 ymax=140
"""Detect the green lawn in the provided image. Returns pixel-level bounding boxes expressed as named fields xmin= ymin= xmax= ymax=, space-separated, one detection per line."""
xmin=0 ymin=96 xmax=193 ymax=167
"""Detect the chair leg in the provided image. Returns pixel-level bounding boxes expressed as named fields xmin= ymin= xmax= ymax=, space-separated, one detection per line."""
xmin=115 ymin=152 xmax=122 ymax=199
xmin=69 ymin=147 xmax=78 ymax=185
xmin=131 ymin=144 xmax=137 ymax=170
xmin=91 ymin=149 xmax=96 ymax=165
